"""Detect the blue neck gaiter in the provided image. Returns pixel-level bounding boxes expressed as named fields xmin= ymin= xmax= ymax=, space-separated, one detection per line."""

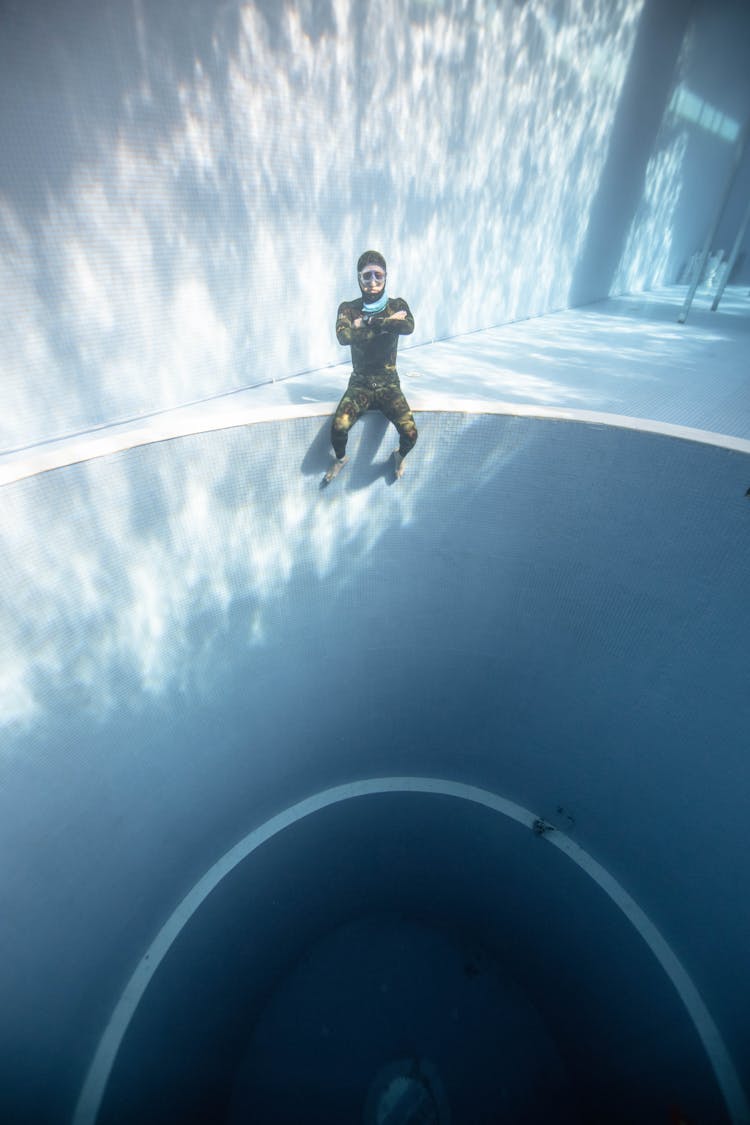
xmin=362 ymin=291 xmax=388 ymax=316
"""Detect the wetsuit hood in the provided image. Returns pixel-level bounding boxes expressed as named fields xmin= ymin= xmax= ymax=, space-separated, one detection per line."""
xmin=357 ymin=249 xmax=387 ymax=307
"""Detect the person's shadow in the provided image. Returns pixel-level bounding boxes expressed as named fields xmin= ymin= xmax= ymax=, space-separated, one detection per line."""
xmin=302 ymin=412 xmax=399 ymax=490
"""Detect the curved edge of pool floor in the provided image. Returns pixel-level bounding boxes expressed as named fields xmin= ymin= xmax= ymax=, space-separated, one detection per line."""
xmin=2 ymin=398 xmax=750 ymax=489
xmin=71 ymin=778 xmax=750 ymax=1125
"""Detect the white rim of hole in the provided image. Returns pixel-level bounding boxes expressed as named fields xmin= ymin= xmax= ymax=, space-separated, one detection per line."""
xmin=3 ymin=403 xmax=750 ymax=489
xmin=72 ymin=776 xmax=750 ymax=1125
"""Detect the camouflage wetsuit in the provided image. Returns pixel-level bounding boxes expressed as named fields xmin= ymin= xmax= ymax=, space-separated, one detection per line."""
xmin=332 ymin=296 xmax=417 ymax=461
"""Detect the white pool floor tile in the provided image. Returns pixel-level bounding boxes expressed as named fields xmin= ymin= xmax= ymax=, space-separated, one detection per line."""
xmin=2 ymin=285 xmax=748 ymax=485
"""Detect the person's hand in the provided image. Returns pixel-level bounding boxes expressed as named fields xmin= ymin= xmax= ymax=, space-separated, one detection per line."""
xmin=353 ymin=317 xmax=364 ymax=329
xmin=386 ymin=310 xmax=408 ymax=321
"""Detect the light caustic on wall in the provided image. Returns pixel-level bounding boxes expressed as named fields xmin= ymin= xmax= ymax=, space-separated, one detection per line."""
xmin=0 ymin=0 xmax=644 ymax=450
xmin=0 ymin=0 xmax=645 ymax=731
xmin=0 ymin=413 xmax=533 ymax=733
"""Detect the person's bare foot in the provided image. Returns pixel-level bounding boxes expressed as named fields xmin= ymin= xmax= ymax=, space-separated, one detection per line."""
xmin=324 ymin=456 xmax=348 ymax=483
xmin=393 ymin=450 xmax=405 ymax=479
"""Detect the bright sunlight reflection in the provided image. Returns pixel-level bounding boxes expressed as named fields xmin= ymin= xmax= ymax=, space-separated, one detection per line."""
xmin=611 ymin=32 xmax=742 ymax=296
xmin=0 ymin=0 xmax=644 ymax=451
xmin=0 ymin=414 xmax=531 ymax=731
xmin=0 ymin=0 xmax=651 ymax=731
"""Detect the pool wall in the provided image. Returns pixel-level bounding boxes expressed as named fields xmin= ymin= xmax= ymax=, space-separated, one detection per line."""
xmin=2 ymin=0 xmax=750 ymax=448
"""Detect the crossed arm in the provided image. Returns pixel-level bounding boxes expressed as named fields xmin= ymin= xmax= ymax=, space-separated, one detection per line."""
xmin=336 ymin=300 xmax=414 ymax=345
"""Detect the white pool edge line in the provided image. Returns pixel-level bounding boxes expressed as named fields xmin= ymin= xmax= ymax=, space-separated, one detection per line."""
xmin=71 ymin=777 xmax=750 ymax=1125
xmin=3 ymin=400 xmax=750 ymax=488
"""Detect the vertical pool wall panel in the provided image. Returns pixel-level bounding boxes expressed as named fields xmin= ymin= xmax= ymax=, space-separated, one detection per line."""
xmin=3 ymin=0 xmax=749 ymax=448
xmin=1 ymin=411 xmax=749 ymax=1122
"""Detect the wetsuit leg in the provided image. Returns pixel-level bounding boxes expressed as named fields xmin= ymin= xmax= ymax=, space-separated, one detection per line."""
xmin=331 ymin=382 xmax=371 ymax=460
xmin=378 ymin=382 xmax=418 ymax=458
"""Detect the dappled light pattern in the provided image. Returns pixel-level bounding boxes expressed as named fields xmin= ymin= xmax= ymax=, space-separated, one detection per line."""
xmin=612 ymin=131 xmax=689 ymax=295
xmin=611 ymin=18 xmax=745 ymax=298
xmin=0 ymin=414 xmax=530 ymax=731
xmin=398 ymin=288 xmax=743 ymax=421
xmin=611 ymin=30 xmax=694 ymax=297
xmin=0 ymin=0 xmax=643 ymax=450
xmin=3 ymin=280 xmax=749 ymax=733
xmin=270 ymin=286 xmax=750 ymax=437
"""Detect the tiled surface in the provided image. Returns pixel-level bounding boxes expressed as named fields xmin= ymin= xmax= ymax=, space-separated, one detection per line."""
xmin=1 ymin=285 xmax=748 ymax=485
xmin=280 ymin=285 xmax=750 ymax=438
